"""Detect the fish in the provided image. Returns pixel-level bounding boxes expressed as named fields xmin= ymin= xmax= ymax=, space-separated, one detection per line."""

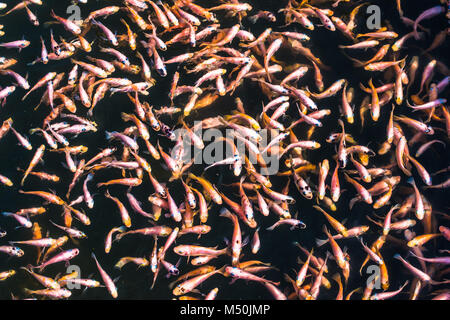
xmin=219 ymin=208 xmax=242 ymax=266
xmin=413 ymin=6 xmax=445 ymax=40
xmin=92 ymin=253 xmax=118 ymax=298
xmin=22 ymin=72 xmax=57 ymax=101
xmin=50 ymin=10 xmax=81 ymax=35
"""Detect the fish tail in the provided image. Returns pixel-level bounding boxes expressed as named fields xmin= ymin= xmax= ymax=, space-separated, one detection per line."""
xmin=117 ymin=226 xmax=127 ymax=233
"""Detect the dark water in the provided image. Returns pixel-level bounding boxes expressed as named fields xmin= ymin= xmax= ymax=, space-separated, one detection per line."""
xmin=0 ymin=0 xmax=449 ymax=300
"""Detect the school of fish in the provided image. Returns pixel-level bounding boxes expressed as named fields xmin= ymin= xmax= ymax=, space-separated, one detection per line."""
xmin=0 ymin=0 xmax=449 ymax=300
